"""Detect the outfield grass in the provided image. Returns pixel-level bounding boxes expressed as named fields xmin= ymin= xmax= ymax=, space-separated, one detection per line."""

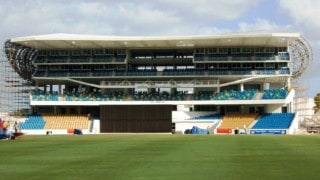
xmin=1 ymin=135 xmax=320 ymax=180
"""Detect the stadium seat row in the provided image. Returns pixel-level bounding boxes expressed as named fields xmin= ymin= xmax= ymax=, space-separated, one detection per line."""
xmin=31 ymin=88 xmax=288 ymax=101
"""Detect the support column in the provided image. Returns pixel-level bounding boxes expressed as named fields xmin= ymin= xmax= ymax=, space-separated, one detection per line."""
xmin=100 ymin=81 xmax=107 ymax=94
xmin=58 ymin=85 xmax=62 ymax=95
xmin=217 ymin=79 xmax=220 ymax=93
xmin=29 ymin=107 xmax=33 ymax=114
xmin=216 ymin=86 xmax=220 ymax=93
xmin=287 ymin=78 xmax=291 ymax=90
xmin=78 ymin=85 xmax=83 ymax=93
xmin=123 ymin=88 xmax=129 ymax=95
xmin=263 ymin=82 xmax=269 ymax=90
xmin=170 ymin=88 xmax=177 ymax=94
xmin=240 ymin=83 xmax=244 ymax=92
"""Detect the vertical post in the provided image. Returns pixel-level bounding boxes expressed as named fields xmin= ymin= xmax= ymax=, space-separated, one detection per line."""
xmin=287 ymin=78 xmax=291 ymax=90
xmin=58 ymin=85 xmax=62 ymax=95
xmin=263 ymin=82 xmax=269 ymax=90
xmin=240 ymin=83 xmax=244 ymax=92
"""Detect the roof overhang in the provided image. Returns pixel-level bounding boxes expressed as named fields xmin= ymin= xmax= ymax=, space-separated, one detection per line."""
xmin=9 ymin=33 xmax=301 ymax=50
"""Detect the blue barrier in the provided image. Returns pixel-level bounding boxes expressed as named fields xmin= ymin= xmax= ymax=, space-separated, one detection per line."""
xmin=250 ymin=129 xmax=286 ymax=134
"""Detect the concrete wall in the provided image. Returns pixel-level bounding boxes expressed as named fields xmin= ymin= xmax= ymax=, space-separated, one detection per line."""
xmin=172 ymin=111 xmax=217 ymax=121
xmin=288 ymin=113 xmax=299 ymax=134
xmin=264 ymin=104 xmax=283 ymax=113
xmin=21 ymin=129 xmax=89 ymax=135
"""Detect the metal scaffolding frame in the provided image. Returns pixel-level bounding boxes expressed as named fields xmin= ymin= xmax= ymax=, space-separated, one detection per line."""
xmin=289 ymin=37 xmax=315 ymax=129
xmin=0 ymin=48 xmax=32 ymax=116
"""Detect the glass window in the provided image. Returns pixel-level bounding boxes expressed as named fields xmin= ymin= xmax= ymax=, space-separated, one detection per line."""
xmin=242 ymin=48 xmax=254 ymax=53
xmin=81 ymin=49 xmax=91 ymax=55
xmin=94 ymin=49 xmax=104 ymax=55
xmin=231 ymin=48 xmax=241 ymax=53
xmin=72 ymin=50 xmax=81 ymax=56
xmin=219 ymin=48 xmax=228 ymax=53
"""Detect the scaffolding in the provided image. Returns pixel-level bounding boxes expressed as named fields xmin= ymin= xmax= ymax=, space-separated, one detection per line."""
xmin=288 ymin=36 xmax=315 ymax=130
xmin=0 ymin=48 xmax=32 ymax=117
xmin=292 ymin=79 xmax=314 ymax=126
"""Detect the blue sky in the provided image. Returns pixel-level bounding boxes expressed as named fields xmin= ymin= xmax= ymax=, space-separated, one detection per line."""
xmin=0 ymin=0 xmax=319 ymax=96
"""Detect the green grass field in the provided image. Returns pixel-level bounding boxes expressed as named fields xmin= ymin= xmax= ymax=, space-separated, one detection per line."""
xmin=1 ymin=135 xmax=320 ymax=180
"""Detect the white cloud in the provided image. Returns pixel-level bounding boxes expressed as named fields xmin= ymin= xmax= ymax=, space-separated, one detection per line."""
xmin=0 ymin=0 xmax=261 ymax=38
xmin=238 ymin=18 xmax=292 ymax=33
xmin=279 ymin=0 xmax=320 ymax=39
xmin=279 ymin=0 xmax=320 ymax=27
xmin=159 ymin=0 xmax=261 ymax=21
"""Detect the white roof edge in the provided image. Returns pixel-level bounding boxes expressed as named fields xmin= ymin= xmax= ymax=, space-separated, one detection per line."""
xmin=10 ymin=32 xmax=302 ymax=42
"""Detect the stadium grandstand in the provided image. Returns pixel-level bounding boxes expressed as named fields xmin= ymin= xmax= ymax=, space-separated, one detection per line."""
xmin=1 ymin=33 xmax=313 ymax=135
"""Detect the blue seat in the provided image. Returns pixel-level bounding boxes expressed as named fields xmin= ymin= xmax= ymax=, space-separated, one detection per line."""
xmin=252 ymin=113 xmax=295 ymax=129
xmin=19 ymin=115 xmax=46 ymax=130
xmin=262 ymin=89 xmax=288 ymax=99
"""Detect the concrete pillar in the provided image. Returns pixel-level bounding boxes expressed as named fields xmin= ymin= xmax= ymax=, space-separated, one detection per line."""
xmin=100 ymin=81 xmax=107 ymax=94
xmin=58 ymin=85 xmax=62 ymax=95
xmin=170 ymin=88 xmax=177 ymax=94
xmin=29 ymin=107 xmax=33 ymax=114
xmin=287 ymin=78 xmax=291 ymax=90
xmin=240 ymin=83 xmax=244 ymax=92
xmin=78 ymin=85 xmax=82 ymax=93
xmin=123 ymin=88 xmax=128 ymax=95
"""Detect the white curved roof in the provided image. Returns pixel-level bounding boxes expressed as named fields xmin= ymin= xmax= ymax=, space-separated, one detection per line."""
xmin=10 ymin=33 xmax=301 ymax=49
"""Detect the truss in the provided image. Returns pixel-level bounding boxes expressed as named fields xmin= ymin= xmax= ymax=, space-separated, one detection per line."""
xmin=288 ymin=36 xmax=313 ymax=79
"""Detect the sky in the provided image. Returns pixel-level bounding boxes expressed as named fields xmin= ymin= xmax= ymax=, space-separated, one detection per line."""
xmin=0 ymin=0 xmax=319 ymax=97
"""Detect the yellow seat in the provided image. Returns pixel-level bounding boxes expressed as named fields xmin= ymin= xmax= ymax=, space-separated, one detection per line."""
xmin=43 ymin=114 xmax=89 ymax=129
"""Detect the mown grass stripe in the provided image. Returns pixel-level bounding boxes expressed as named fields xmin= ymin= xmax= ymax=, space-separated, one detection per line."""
xmin=0 ymin=135 xmax=319 ymax=180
